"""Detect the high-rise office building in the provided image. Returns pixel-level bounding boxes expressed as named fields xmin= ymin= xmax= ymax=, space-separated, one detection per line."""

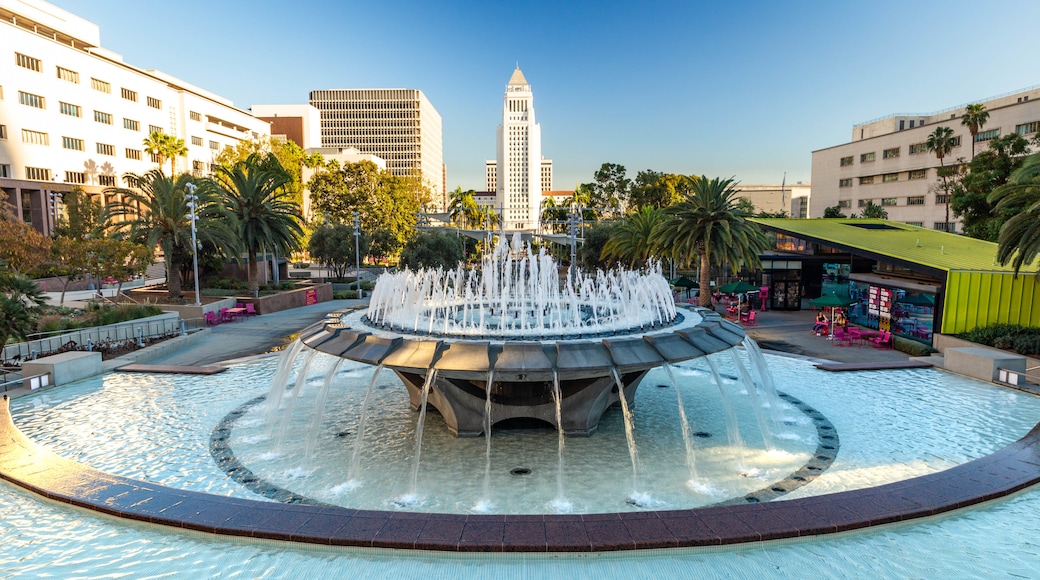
xmin=309 ymin=88 xmax=444 ymax=209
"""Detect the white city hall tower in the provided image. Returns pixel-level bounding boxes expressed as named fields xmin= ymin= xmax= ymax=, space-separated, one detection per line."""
xmin=495 ymin=67 xmax=542 ymax=230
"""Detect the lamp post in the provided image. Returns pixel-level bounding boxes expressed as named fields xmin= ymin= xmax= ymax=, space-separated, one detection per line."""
xmin=352 ymin=211 xmax=361 ymax=299
xmin=185 ymin=183 xmax=201 ymax=306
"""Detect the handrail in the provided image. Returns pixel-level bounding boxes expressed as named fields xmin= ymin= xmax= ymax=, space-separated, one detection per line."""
xmin=853 ymin=83 xmax=1040 ymax=127
xmin=0 ymin=373 xmax=46 ymax=393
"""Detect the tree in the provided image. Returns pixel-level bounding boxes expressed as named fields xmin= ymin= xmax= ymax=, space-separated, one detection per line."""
xmin=601 ymin=206 xmax=667 ymax=267
xmin=398 ymin=231 xmax=464 ymax=271
xmin=576 ymin=222 xmax=617 ymax=271
xmin=584 ymin=163 xmax=631 ymax=217
xmin=52 ymin=188 xmax=109 ymax=240
xmin=961 ymin=103 xmax=990 ymax=157
xmin=0 ymin=217 xmax=51 ymax=275
xmin=142 ymin=131 xmax=188 ymax=175
xmin=210 ymin=153 xmax=304 ymax=296
xmin=629 ymin=171 xmax=688 ymax=210
xmin=822 ymin=206 xmax=847 ymax=218
xmin=215 ymin=137 xmax=324 ymax=208
xmin=656 ymin=176 xmax=770 ymax=307
xmin=447 ymin=187 xmax=480 ymax=229
xmin=989 ymin=151 xmax=1040 ymax=278
xmin=860 ymin=201 xmax=888 ymax=219
xmin=49 ymin=237 xmax=91 ymax=304
xmin=0 ymin=261 xmax=47 ymax=347
xmin=951 ymin=133 xmax=1031 ymax=240
xmin=926 ymin=126 xmax=957 ymax=230
xmin=108 ymin=170 xmax=233 ymax=299
xmin=308 ymin=223 xmax=371 ymax=279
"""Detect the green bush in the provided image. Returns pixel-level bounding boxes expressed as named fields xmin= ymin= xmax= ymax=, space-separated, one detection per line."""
xmin=333 ymin=290 xmax=362 ymax=299
xmin=207 ymin=277 xmax=247 ymax=290
xmin=36 ymin=303 xmax=162 ymax=333
xmin=957 ymin=323 xmax=1040 ymax=354
xmin=893 ymin=336 xmax=937 ymax=357
xmin=1013 ymin=335 xmax=1040 ymax=355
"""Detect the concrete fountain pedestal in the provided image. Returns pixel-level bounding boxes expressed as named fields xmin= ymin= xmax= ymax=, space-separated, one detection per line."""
xmin=298 ymin=307 xmax=745 ymax=436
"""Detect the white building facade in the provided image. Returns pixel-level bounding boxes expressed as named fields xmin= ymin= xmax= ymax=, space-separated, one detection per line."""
xmin=493 ymin=68 xmax=546 ymax=231
xmin=308 ymin=88 xmax=444 ymax=210
xmin=811 ymin=86 xmax=1040 ymax=231
xmin=0 ymin=0 xmax=271 ymax=235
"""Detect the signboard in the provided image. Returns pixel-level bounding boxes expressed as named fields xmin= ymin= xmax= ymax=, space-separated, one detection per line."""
xmin=305 ymin=288 xmax=318 ymax=305
xmin=878 ymin=287 xmax=893 ymax=332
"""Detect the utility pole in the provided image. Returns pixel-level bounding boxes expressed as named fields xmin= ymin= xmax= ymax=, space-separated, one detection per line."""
xmin=353 ymin=211 xmax=361 ymax=299
xmin=185 ymin=183 xmax=201 ymax=306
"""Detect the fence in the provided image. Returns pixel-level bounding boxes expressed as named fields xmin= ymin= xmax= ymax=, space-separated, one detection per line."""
xmin=1 ymin=313 xmax=181 ymax=365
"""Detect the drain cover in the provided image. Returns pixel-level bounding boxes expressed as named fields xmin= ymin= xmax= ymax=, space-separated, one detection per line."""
xmin=510 ymin=467 xmax=531 ymax=476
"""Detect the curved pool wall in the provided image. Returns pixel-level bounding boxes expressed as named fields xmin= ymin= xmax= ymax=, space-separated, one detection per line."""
xmin=3 ymin=389 xmax=1040 ymax=551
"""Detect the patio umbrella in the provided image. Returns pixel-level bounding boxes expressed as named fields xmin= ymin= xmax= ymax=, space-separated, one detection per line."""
xmin=669 ymin=276 xmax=699 ymax=288
xmin=718 ymin=280 xmax=759 ymax=295
xmin=809 ymin=293 xmax=857 ymax=338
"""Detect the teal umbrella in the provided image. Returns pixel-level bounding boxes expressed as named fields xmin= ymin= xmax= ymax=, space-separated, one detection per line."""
xmin=718 ymin=281 xmax=759 ymax=294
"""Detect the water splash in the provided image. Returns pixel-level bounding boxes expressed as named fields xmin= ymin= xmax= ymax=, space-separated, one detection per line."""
xmin=348 ymin=365 xmax=385 ymax=483
xmin=610 ymin=367 xmax=642 ymax=497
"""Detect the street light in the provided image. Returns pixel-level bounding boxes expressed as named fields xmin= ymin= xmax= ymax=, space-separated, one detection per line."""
xmin=185 ymin=182 xmax=201 ymax=307
xmin=352 ymin=211 xmax=361 ymax=299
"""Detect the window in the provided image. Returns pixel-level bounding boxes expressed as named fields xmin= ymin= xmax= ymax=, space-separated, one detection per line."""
xmin=1016 ymin=121 xmax=1039 ymax=135
xmin=974 ymin=129 xmax=1000 ymax=142
xmin=838 ymin=200 xmax=851 ymax=209
xmin=909 ymin=142 xmax=928 ymax=155
xmin=858 ymin=199 xmax=872 ymax=208
xmin=191 ymin=136 xmax=202 ymax=146
xmin=883 ymin=147 xmax=900 ymax=159
xmin=125 ymin=148 xmax=142 ymax=160
xmin=99 ymin=175 xmax=116 ymax=187
xmin=209 ymin=140 xmax=219 ymax=150
xmin=94 ymin=111 xmax=113 ymax=124
xmin=189 ymin=111 xmax=201 ymax=122
xmin=91 ymin=78 xmax=111 ymax=93
xmin=56 ymin=66 xmax=79 ymax=83
xmin=64 ymin=171 xmax=86 ymax=184
xmin=96 ymin=143 xmax=115 ymax=156
xmin=21 ymin=129 xmax=49 ymax=145
xmin=121 ymin=87 xmax=138 ymax=102
xmin=936 ymin=194 xmax=951 ymax=204
xmin=909 ymin=169 xmax=927 ymax=180
xmin=150 ymin=153 xmax=161 ymax=164
xmin=881 ymin=197 xmax=897 ymax=206
xmin=146 ymin=96 xmax=161 ymax=109
xmin=123 ymin=118 xmax=139 ymax=131
xmin=860 ymin=152 xmax=876 ymax=162
xmin=839 ymin=178 xmax=852 ymax=187
xmin=882 ymin=173 xmax=899 ymax=183
xmin=59 ymin=102 xmax=81 ymax=117
xmin=148 ymin=125 xmax=163 ymax=135
xmin=933 ymin=222 xmax=956 ymax=233
xmin=950 ymin=136 xmax=962 ymax=147
xmin=840 ymin=156 xmax=853 ymax=167
xmin=18 ymin=91 xmax=45 ymax=109
xmin=62 ymin=136 xmax=84 ymax=151
xmin=15 ymin=53 xmax=41 ymax=72
xmin=0 ymin=164 xmax=8 ymax=178
xmin=904 ymin=221 xmax=923 ymax=227
xmin=907 ymin=196 xmax=925 ymax=206
xmin=859 ymin=176 xmax=874 ymax=185
xmin=0 ymin=125 xmax=5 ymax=139
xmin=25 ymin=167 xmax=51 ymax=181
xmin=192 ymin=160 xmax=204 ymax=172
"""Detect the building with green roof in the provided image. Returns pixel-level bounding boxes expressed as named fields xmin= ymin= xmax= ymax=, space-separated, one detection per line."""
xmin=750 ymin=218 xmax=1039 ymax=342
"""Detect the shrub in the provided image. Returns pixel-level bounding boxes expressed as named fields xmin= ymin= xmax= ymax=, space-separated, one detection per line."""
xmin=207 ymin=277 xmax=247 ymax=290
xmin=333 ymin=290 xmax=362 ymax=299
xmin=957 ymin=323 xmax=1040 ymax=354
xmin=893 ymin=336 xmax=937 ymax=357
xmin=1013 ymin=335 xmax=1040 ymax=356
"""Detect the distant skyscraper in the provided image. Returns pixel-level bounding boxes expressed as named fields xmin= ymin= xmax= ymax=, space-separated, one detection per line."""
xmin=492 ymin=67 xmax=546 ymax=230
xmin=309 ymin=89 xmax=444 ymax=209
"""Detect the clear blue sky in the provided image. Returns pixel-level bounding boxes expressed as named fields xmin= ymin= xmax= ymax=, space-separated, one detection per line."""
xmin=56 ymin=0 xmax=1040 ymax=192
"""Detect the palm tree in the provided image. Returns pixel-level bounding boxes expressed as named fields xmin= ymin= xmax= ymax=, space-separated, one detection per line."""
xmin=210 ymin=153 xmax=304 ymax=296
xmin=926 ymin=126 xmax=957 ymax=230
xmin=107 ymin=170 xmax=232 ymax=299
xmin=961 ymin=103 xmax=990 ymax=157
xmin=601 ymin=205 xmax=666 ymax=267
xmin=989 ymin=152 xmax=1040 ymax=278
xmin=0 ymin=261 xmax=47 ymax=346
xmin=142 ymin=131 xmax=189 ymax=175
xmin=447 ymin=187 xmax=480 ymax=229
xmin=656 ymin=176 xmax=770 ymax=307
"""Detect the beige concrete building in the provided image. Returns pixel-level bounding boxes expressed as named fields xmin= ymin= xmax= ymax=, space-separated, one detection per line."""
xmin=811 ymin=85 xmax=1040 ymax=231
xmin=736 ymin=183 xmax=811 ymax=217
xmin=308 ymin=88 xmax=444 ymax=210
xmin=0 ymin=0 xmax=271 ymax=235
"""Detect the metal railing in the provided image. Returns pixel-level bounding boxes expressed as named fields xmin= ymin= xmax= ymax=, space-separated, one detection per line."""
xmin=854 ymin=83 xmax=1040 ymax=128
xmin=2 ymin=314 xmax=181 ymax=365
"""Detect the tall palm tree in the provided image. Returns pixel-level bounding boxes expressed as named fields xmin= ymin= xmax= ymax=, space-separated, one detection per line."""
xmin=165 ymin=136 xmax=189 ymax=176
xmin=656 ymin=176 xmax=769 ymax=307
xmin=601 ymin=205 xmax=666 ymax=267
xmin=107 ymin=170 xmax=232 ymax=299
xmin=210 ymin=153 xmax=304 ymax=296
xmin=961 ymin=103 xmax=990 ymax=157
xmin=447 ymin=187 xmax=480 ymax=229
xmin=989 ymin=152 xmax=1040 ymax=278
xmin=142 ymin=131 xmax=189 ymax=175
xmin=0 ymin=261 xmax=47 ymax=346
xmin=926 ymin=126 xmax=957 ymax=230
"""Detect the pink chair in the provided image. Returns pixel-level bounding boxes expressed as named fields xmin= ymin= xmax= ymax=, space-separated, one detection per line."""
xmin=833 ymin=327 xmax=846 ymax=346
xmin=220 ymin=307 xmax=233 ymax=323
xmin=848 ymin=327 xmax=863 ymax=346
xmin=872 ymin=331 xmax=893 ymax=349
xmin=204 ymin=311 xmax=221 ymax=326
xmin=245 ymin=303 xmax=258 ymax=317
xmin=741 ymin=310 xmax=757 ymax=326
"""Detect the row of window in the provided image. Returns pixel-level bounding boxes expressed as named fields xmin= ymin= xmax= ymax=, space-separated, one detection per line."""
xmin=840 ymin=138 xmax=964 ymax=167
xmin=61 ymin=172 xmax=117 ymax=186
xmin=836 ymin=194 xmax=944 ymax=209
xmin=838 ymin=168 xmax=928 ymax=188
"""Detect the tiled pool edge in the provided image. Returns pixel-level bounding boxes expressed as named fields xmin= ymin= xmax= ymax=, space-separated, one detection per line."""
xmin=2 ymin=396 xmax=1040 ymax=552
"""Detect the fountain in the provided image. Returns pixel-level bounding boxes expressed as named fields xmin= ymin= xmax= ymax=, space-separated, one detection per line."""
xmin=284 ymin=234 xmax=750 ymax=437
